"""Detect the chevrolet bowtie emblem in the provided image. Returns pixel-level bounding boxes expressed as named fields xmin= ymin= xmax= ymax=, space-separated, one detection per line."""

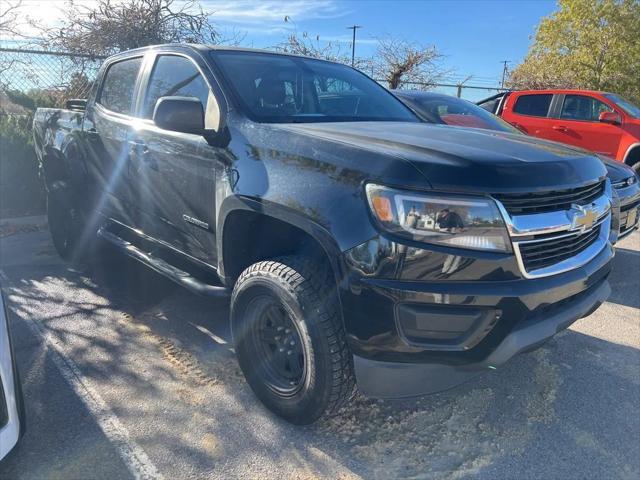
xmin=568 ymin=204 xmax=598 ymax=231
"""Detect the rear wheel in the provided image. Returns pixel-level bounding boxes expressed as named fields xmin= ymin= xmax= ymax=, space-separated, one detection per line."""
xmin=231 ymin=256 xmax=355 ymax=424
xmin=47 ymin=183 xmax=80 ymax=260
xmin=47 ymin=182 xmax=104 ymax=263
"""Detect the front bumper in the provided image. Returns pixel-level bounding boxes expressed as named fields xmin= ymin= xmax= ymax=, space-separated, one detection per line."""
xmin=341 ymin=234 xmax=613 ymax=399
xmin=354 ymin=277 xmax=610 ymax=398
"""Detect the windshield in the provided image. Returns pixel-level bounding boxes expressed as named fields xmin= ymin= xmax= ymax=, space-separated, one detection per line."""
xmin=397 ymin=93 xmax=521 ymax=134
xmin=210 ymin=51 xmax=419 ymax=124
xmin=604 ymin=93 xmax=640 ymax=118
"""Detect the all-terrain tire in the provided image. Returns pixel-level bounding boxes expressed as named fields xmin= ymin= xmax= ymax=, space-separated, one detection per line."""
xmin=47 ymin=181 xmax=104 ymax=263
xmin=47 ymin=182 xmax=81 ymax=261
xmin=231 ymin=256 xmax=356 ymax=424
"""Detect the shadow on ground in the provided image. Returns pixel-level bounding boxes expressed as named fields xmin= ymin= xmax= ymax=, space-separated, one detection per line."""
xmin=607 ymin=246 xmax=640 ymax=309
xmin=1 ymin=228 xmax=639 ymax=479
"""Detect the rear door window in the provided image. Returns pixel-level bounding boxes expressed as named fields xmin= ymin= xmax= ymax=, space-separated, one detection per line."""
xmin=142 ymin=55 xmax=211 ymax=119
xmin=512 ymin=94 xmax=553 ymax=117
xmin=98 ymin=57 xmax=143 ymax=115
xmin=560 ymin=95 xmax=613 ymax=122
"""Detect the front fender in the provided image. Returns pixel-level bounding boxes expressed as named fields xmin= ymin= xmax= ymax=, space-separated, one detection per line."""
xmin=218 ymin=119 xmax=431 ymax=255
xmin=217 ymin=194 xmax=347 ymax=282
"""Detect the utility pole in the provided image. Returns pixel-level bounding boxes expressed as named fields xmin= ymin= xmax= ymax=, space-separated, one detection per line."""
xmin=456 ymin=75 xmax=473 ymax=98
xmin=500 ymin=60 xmax=510 ymax=89
xmin=347 ymin=25 xmax=363 ymax=67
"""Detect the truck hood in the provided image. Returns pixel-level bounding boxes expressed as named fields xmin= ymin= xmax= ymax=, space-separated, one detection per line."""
xmin=603 ymin=157 xmax=636 ymax=183
xmin=278 ymin=122 xmax=608 ymax=192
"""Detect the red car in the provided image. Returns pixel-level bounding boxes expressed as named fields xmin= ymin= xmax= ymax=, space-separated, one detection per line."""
xmin=478 ymin=90 xmax=640 ymax=173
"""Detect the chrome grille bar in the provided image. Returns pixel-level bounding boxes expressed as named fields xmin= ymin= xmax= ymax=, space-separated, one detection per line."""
xmin=493 ymin=180 xmax=613 ymax=279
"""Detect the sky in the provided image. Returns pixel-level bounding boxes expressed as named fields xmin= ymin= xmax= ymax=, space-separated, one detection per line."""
xmin=5 ymin=0 xmax=558 ymax=100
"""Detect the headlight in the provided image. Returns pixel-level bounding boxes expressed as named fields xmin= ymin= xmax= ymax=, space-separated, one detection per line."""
xmin=613 ymin=176 xmax=637 ymax=189
xmin=366 ymin=184 xmax=511 ymax=252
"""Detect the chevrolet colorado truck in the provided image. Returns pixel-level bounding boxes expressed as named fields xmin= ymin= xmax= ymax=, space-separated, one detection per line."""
xmin=33 ymin=45 xmax=614 ymax=424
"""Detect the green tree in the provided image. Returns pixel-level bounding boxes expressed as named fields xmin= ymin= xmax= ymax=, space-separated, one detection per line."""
xmin=508 ymin=0 xmax=640 ymax=103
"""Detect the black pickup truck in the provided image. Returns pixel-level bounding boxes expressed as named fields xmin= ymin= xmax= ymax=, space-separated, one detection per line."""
xmin=34 ymin=44 xmax=614 ymax=424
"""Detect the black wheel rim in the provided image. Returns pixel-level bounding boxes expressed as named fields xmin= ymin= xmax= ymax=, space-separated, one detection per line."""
xmin=247 ymin=296 xmax=306 ymax=397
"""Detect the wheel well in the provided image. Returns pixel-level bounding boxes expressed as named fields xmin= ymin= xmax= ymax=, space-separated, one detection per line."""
xmin=222 ymin=210 xmax=334 ymax=286
xmin=41 ymin=152 xmax=70 ymax=190
xmin=625 ymin=146 xmax=640 ymax=167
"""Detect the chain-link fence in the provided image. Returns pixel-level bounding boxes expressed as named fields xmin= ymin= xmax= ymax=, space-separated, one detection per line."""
xmin=0 ymin=48 xmax=105 ymax=217
xmin=377 ymin=80 xmax=505 ymax=102
xmin=0 ymin=48 xmax=106 ymax=113
xmin=401 ymin=81 xmax=504 ymax=101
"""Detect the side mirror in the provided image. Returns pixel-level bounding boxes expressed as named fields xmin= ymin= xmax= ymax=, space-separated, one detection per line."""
xmin=153 ymin=96 xmax=205 ymax=135
xmin=599 ymin=111 xmax=621 ymax=125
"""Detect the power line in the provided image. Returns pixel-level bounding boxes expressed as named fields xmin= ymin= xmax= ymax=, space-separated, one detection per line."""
xmin=347 ymin=25 xmax=363 ymax=67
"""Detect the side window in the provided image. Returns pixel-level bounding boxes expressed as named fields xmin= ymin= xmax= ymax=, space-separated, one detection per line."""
xmin=513 ymin=94 xmax=553 ymax=117
xmin=560 ymin=95 xmax=613 ymax=122
xmin=98 ymin=57 xmax=143 ymax=115
xmin=478 ymin=98 xmax=498 ymax=113
xmin=142 ymin=55 xmax=210 ymax=119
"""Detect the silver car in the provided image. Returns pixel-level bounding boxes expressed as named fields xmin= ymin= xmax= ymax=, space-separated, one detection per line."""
xmin=0 ymin=288 xmax=23 ymax=461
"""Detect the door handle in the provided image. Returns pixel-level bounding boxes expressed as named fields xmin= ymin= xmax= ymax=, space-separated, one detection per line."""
xmin=129 ymin=141 xmax=148 ymax=157
xmin=128 ymin=140 xmax=158 ymax=171
xmin=552 ymin=125 xmax=568 ymax=132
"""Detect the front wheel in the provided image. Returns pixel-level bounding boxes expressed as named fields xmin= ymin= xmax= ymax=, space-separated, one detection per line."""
xmin=231 ymin=256 xmax=355 ymax=424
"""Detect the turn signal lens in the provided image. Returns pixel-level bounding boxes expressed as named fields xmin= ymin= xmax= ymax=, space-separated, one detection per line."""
xmin=371 ymin=195 xmax=393 ymax=222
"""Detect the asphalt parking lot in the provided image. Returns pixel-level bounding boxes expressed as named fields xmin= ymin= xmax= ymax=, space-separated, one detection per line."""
xmin=0 ymin=217 xmax=638 ymax=480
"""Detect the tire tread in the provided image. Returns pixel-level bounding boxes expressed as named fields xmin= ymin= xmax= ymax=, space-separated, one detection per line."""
xmin=232 ymin=255 xmax=356 ymax=419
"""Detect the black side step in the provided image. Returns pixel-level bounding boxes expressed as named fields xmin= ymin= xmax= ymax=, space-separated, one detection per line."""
xmin=98 ymin=227 xmax=230 ymax=298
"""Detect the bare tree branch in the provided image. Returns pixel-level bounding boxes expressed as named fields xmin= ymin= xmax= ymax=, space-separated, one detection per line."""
xmin=0 ymin=0 xmax=24 ymax=39
xmin=374 ymin=36 xmax=448 ymax=89
xmin=276 ymin=31 xmax=350 ymax=64
xmin=37 ymin=0 xmax=221 ymax=56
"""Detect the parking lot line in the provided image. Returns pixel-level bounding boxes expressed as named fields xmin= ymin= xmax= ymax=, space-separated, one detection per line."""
xmin=189 ymin=321 xmax=229 ymax=345
xmin=0 ymin=270 xmax=164 ymax=480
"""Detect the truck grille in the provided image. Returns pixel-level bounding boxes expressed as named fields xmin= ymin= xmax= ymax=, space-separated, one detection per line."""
xmin=494 ymin=180 xmax=605 ymax=215
xmin=518 ymin=224 xmax=601 ymax=272
xmin=620 ymin=199 xmax=639 ymax=236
